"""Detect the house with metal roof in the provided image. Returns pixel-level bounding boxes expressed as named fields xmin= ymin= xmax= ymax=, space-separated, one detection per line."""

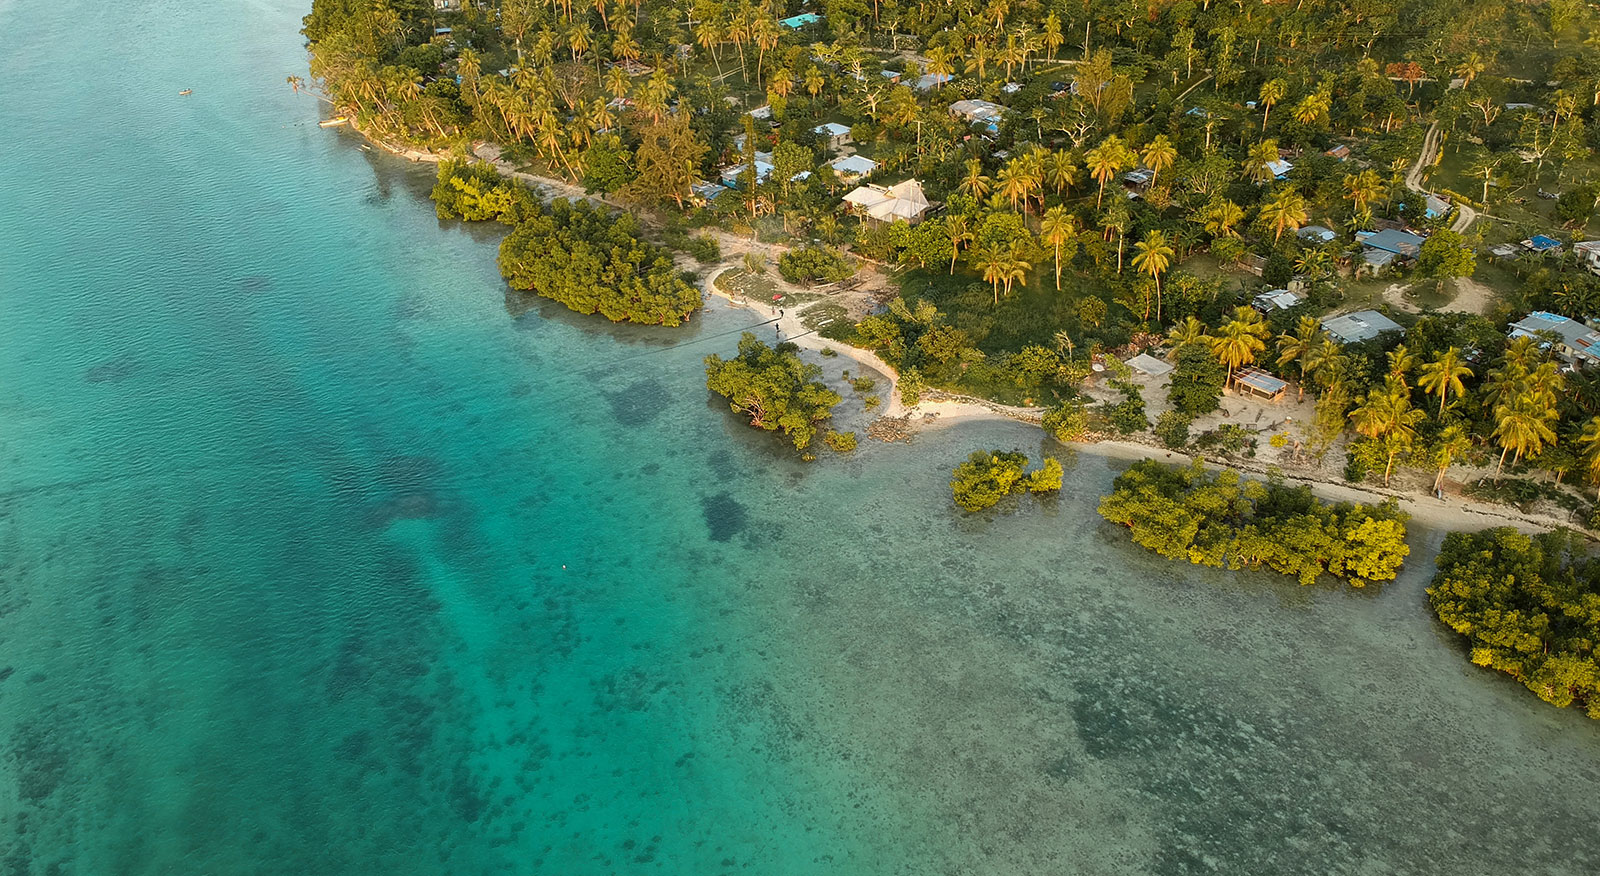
xmin=1355 ymin=228 xmax=1425 ymax=274
xmin=1252 ymin=288 xmax=1302 ymax=313
xmin=1231 ymin=368 xmax=1288 ymax=401
xmin=1298 ymin=225 xmax=1337 ymax=245
xmin=813 ymin=122 xmax=851 ymax=150
xmin=1573 ymin=240 xmax=1600 ymax=275
xmin=779 ymin=12 xmax=820 ymax=28
xmin=829 ymin=154 xmax=878 ymax=182
xmin=1523 ymin=235 xmax=1564 ymax=254
xmin=1125 ymin=353 xmax=1173 ymax=377
xmin=1264 ymin=158 xmax=1293 ymax=180
xmin=1509 ymin=311 xmax=1600 ymax=366
xmin=1322 ymin=310 xmax=1403 ymax=344
xmin=841 ymin=180 xmax=932 ymax=225
xmin=1424 ymin=193 xmax=1452 ymax=219
xmin=912 ymin=72 xmax=953 ymax=91
xmin=949 ymin=99 xmax=1008 ymax=133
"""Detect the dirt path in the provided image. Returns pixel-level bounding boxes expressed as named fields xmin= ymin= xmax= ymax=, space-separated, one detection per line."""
xmin=1405 ymin=122 xmax=1478 ymax=234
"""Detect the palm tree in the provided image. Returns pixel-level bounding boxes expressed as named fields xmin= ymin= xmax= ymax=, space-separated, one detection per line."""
xmin=973 ymin=243 xmax=1005 ymax=304
xmin=1039 ymin=206 xmax=1077 ymax=290
xmin=945 ymin=214 xmax=973 ymax=274
xmin=1292 ymin=91 xmax=1331 ymax=127
xmin=958 ymin=158 xmax=993 ymax=200
xmin=1211 ymin=317 xmax=1268 ymax=385
xmin=1042 ymin=150 xmax=1077 ymax=197
xmin=804 ymin=66 xmax=825 ymax=99
xmin=996 ymin=163 xmax=1030 ymax=213
xmin=999 ymin=245 xmax=1032 ymax=298
xmin=1418 ymin=347 xmax=1473 ymax=415
xmin=1244 ymin=138 xmax=1280 ymax=184
xmin=1342 ymin=170 xmax=1386 ymax=214
xmin=1493 ymin=390 xmax=1559 ymax=474
xmin=1142 ymin=136 xmax=1178 ymax=187
xmin=1275 ymin=316 xmax=1323 ymax=400
xmin=1579 ymin=416 xmax=1600 ymax=488
xmin=1258 ymin=78 xmax=1287 ymax=130
xmin=1085 ymin=135 xmax=1132 ymax=208
xmin=1200 ymin=198 xmax=1245 ymax=238
xmin=1386 ymin=344 xmax=1417 ymax=385
xmin=1169 ymin=316 xmax=1209 ymax=350
xmin=751 ymin=14 xmax=781 ymax=88
xmin=1350 ymin=375 xmax=1425 ymax=484
xmin=1431 ymin=424 xmax=1472 ymax=493
xmin=1131 ymin=230 xmax=1175 ymax=322
xmin=1260 ymin=189 xmax=1309 ymax=243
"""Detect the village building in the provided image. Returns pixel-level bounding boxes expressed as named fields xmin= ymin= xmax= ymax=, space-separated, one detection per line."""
xmin=1508 ymin=311 xmax=1600 ymax=367
xmin=912 ymin=71 xmax=953 ymax=91
xmin=1230 ymin=368 xmax=1288 ymax=402
xmin=829 ymin=154 xmax=878 ymax=182
xmin=949 ymin=99 xmax=1008 ymax=133
xmin=1125 ymin=354 xmax=1173 ymax=378
xmin=841 ymin=180 xmax=932 ymax=225
xmin=1322 ymin=310 xmax=1404 ymax=345
xmin=1298 ymin=225 xmax=1337 ymax=245
xmin=1356 ymin=228 xmax=1426 ymax=274
xmin=1252 ymin=288 xmax=1302 ymax=314
xmin=779 ymin=12 xmax=821 ymax=28
xmin=1573 ymin=240 xmax=1600 ymax=275
xmin=813 ymin=122 xmax=851 ymax=151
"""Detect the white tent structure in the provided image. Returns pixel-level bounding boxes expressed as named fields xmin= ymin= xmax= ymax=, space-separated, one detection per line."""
xmin=841 ymin=180 xmax=931 ymax=225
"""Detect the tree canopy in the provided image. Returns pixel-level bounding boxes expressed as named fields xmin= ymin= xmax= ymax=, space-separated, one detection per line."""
xmin=498 ymin=199 xmax=700 ymax=325
xmin=1428 ymin=527 xmax=1600 ymax=719
xmin=950 ymin=449 xmax=1062 ymax=512
xmin=1099 ymin=459 xmax=1410 ymax=587
xmin=705 ymin=333 xmax=842 ymax=454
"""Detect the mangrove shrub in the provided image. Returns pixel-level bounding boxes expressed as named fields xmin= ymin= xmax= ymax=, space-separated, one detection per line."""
xmin=1428 ymin=528 xmax=1600 ymax=719
xmin=1097 ymin=459 xmax=1410 ymax=587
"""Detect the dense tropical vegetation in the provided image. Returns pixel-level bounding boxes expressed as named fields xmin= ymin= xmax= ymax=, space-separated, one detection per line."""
xmin=1098 ymin=459 xmax=1410 ymax=587
xmin=705 ymin=332 xmax=842 ymax=454
xmin=499 ymin=198 xmax=700 ymax=324
xmin=950 ymin=449 xmax=1062 ymax=511
xmin=303 ymin=0 xmax=1600 ymax=511
xmin=1429 ymin=527 xmax=1600 ymax=719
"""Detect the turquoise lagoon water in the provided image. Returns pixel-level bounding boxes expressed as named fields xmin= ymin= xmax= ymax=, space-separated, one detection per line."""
xmin=2 ymin=2 xmax=1600 ymax=873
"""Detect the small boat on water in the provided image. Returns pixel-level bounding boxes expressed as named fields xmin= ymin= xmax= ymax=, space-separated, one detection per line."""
xmin=178 ymin=89 xmax=192 ymax=96
xmin=319 ymin=116 xmax=349 ymax=128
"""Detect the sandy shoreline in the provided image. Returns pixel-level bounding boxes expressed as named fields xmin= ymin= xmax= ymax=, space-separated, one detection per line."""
xmin=353 ymin=126 xmax=1578 ymax=540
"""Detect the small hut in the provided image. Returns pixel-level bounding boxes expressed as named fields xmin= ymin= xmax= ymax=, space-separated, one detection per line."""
xmin=1231 ymin=368 xmax=1287 ymax=402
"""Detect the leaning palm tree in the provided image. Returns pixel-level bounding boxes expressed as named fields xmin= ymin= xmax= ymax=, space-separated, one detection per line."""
xmin=1258 ymin=78 xmax=1287 ymax=130
xmin=1039 ymin=206 xmax=1077 ymax=290
xmin=1417 ymin=347 xmax=1473 ymax=415
xmin=1131 ymin=230 xmax=1175 ymax=322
